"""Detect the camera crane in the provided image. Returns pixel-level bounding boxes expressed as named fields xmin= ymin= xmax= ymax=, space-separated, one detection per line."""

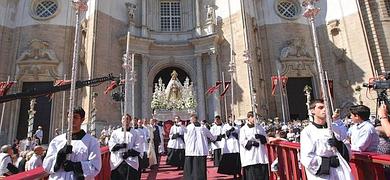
xmin=0 ymin=74 xmax=117 ymax=104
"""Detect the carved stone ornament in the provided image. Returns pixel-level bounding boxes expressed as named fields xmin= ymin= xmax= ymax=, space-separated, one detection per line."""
xmin=327 ymin=19 xmax=341 ymax=36
xmin=280 ymin=38 xmax=312 ymax=59
xmin=16 ymin=39 xmax=60 ymax=80
xmin=279 ymin=60 xmax=317 ymax=77
xmin=125 ymin=2 xmax=136 ymax=24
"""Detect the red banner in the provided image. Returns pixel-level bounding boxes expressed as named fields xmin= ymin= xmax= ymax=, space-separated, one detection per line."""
xmin=104 ymin=80 xmax=126 ymax=95
xmin=0 ymin=81 xmax=16 ymax=96
xmin=271 ymin=76 xmax=288 ymax=96
xmin=104 ymin=81 xmax=118 ymax=94
xmin=319 ymin=80 xmax=334 ymax=99
xmin=206 ymin=81 xmax=222 ymax=95
xmin=48 ymin=80 xmax=71 ymax=99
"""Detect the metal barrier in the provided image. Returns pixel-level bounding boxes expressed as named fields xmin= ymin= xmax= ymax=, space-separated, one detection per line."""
xmin=6 ymin=146 xmax=110 ymax=180
xmin=8 ymin=142 xmax=390 ymax=180
xmin=267 ymin=140 xmax=390 ymax=180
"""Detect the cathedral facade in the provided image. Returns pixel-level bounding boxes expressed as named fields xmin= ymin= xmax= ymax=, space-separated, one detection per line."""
xmin=0 ymin=0 xmax=389 ymax=144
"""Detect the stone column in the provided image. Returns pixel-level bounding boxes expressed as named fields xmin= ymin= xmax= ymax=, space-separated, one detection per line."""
xmin=195 ymin=0 xmax=201 ymax=35
xmin=195 ymin=54 xmax=206 ymax=120
xmin=141 ymin=0 xmax=148 ymax=37
xmin=209 ymin=51 xmax=221 ymax=117
xmin=141 ymin=55 xmax=149 ymax=118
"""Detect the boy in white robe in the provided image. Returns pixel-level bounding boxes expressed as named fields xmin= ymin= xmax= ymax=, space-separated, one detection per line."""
xmin=109 ymin=114 xmax=142 ymax=179
xmin=166 ymin=116 xmax=186 ymax=169
xmin=300 ymin=99 xmax=353 ymax=180
xmin=239 ymin=111 xmax=269 ymax=180
xmin=43 ymin=107 xmax=102 ymax=180
xmin=218 ymin=120 xmax=241 ymax=178
xmin=135 ymin=118 xmax=150 ymax=172
xmin=183 ymin=114 xmax=217 ymax=180
xmin=210 ymin=115 xmax=225 ymax=167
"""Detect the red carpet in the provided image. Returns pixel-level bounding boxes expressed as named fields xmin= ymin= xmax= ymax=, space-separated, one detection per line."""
xmin=141 ymin=156 xmax=237 ymax=180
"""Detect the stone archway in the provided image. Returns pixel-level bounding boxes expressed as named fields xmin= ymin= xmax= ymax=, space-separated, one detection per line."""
xmin=142 ymin=58 xmax=196 ymax=119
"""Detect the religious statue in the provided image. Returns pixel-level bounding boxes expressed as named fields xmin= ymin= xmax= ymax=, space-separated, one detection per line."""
xmin=165 ymin=70 xmax=182 ymax=102
xmin=171 ymin=70 xmax=178 ymax=80
xmin=125 ymin=2 xmax=136 ymax=23
xmin=151 ymin=70 xmax=196 ymax=111
xmin=167 ymin=83 xmax=181 ymax=101
xmin=206 ymin=5 xmax=215 ymax=21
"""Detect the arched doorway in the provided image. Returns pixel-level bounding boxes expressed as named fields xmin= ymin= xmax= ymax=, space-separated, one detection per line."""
xmin=153 ymin=67 xmax=191 ymax=90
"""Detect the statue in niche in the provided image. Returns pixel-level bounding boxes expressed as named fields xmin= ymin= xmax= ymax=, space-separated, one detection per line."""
xmin=125 ymin=2 xmax=136 ymax=23
xmin=206 ymin=5 xmax=215 ymax=21
xmin=166 ymin=70 xmax=182 ymax=101
xmin=280 ymin=38 xmax=312 ymax=58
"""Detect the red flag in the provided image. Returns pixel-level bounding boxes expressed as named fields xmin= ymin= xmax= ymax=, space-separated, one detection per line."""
xmin=281 ymin=76 xmax=288 ymax=88
xmin=271 ymin=76 xmax=278 ymax=96
xmin=54 ymin=80 xmax=71 ymax=86
xmin=104 ymin=81 xmax=118 ymax=94
xmin=220 ymin=82 xmax=231 ymax=97
xmin=271 ymin=76 xmax=288 ymax=96
xmin=206 ymin=81 xmax=222 ymax=95
xmin=0 ymin=81 xmax=16 ymax=96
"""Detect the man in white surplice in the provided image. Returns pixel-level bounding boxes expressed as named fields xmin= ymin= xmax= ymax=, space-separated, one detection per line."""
xmin=43 ymin=107 xmax=101 ymax=180
xmin=210 ymin=115 xmax=225 ymax=167
xmin=183 ymin=114 xmax=217 ymax=180
xmin=109 ymin=114 xmax=142 ymax=179
xmin=300 ymin=99 xmax=353 ymax=180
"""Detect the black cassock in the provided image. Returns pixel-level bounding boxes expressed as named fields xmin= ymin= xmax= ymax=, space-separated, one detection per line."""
xmin=183 ymin=122 xmax=216 ymax=180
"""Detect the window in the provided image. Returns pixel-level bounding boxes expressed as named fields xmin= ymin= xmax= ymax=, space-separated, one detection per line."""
xmin=275 ymin=0 xmax=300 ymax=20
xmin=385 ymin=0 xmax=390 ymax=16
xmin=160 ymin=1 xmax=181 ymax=32
xmin=30 ymin=0 xmax=59 ymax=20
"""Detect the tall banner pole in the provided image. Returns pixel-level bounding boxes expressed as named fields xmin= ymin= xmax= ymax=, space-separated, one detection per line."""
xmin=0 ymin=76 xmax=10 ymax=135
xmin=228 ymin=0 xmax=236 ymax=125
xmin=61 ymin=74 xmax=67 ymax=133
xmin=131 ymin=53 xmax=136 ymax=119
xmin=303 ymin=0 xmax=333 ymax=133
xmin=67 ymin=0 xmax=87 ymax=145
xmin=277 ymin=69 xmax=287 ymax=124
xmin=123 ymin=30 xmax=131 ymax=144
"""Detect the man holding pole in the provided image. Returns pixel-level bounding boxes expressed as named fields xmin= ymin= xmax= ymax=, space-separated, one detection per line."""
xmin=300 ymin=99 xmax=352 ymax=179
xmin=239 ymin=111 xmax=268 ymax=180
xmin=109 ymin=114 xmax=142 ymax=179
xmin=43 ymin=107 xmax=102 ymax=179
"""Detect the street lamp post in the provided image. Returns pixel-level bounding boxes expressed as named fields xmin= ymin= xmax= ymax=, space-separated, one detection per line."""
xmin=302 ymin=0 xmax=333 ymax=131
xmin=67 ymin=0 xmax=88 ymax=144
